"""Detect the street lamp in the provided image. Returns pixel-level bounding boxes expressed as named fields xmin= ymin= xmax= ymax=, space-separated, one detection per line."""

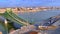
xmin=5 ymin=19 xmax=8 ymax=34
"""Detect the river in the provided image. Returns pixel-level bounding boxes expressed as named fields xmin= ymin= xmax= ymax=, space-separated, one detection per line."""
xmin=0 ymin=10 xmax=60 ymax=34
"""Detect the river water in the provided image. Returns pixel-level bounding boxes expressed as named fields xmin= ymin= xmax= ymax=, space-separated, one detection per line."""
xmin=18 ymin=10 xmax=60 ymax=24
xmin=0 ymin=0 xmax=60 ymax=34
xmin=18 ymin=10 xmax=60 ymax=34
xmin=0 ymin=10 xmax=60 ymax=34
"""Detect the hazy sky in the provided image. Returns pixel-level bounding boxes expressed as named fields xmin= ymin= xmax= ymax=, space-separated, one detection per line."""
xmin=0 ymin=0 xmax=60 ymax=7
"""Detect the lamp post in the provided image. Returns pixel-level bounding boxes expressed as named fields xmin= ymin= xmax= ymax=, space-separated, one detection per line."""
xmin=5 ymin=19 xmax=8 ymax=34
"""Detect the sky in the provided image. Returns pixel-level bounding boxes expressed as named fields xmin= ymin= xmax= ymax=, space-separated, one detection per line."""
xmin=0 ymin=0 xmax=60 ymax=8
